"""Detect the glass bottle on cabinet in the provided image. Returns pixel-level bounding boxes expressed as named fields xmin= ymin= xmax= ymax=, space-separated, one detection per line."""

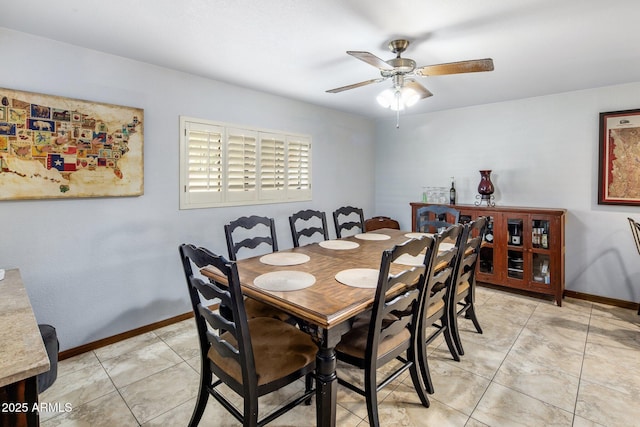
xmin=531 ymin=219 xmax=550 ymax=249
xmin=478 ymin=216 xmax=495 ymax=275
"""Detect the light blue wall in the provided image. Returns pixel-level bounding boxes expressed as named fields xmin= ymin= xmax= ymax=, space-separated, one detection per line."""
xmin=0 ymin=29 xmax=376 ymax=350
xmin=374 ymin=83 xmax=640 ymax=304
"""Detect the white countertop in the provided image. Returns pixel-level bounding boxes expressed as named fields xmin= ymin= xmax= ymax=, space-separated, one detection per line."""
xmin=0 ymin=268 xmax=50 ymax=388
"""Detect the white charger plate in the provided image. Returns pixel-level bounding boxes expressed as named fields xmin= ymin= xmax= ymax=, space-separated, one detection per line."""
xmin=404 ymin=232 xmax=434 ymax=239
xmin=355 ymin=233 xmax=391 ymax=241
xmin=253 ymin=271 xmax=316 ymax=291
xmin=335 ymin=268 xmax=379 ymax=288
xmin=259 ymin=252 xmax=310 ymax=266
xmin=393 ymin=253 xmax=425 ymax=267
xmin=319 ymin=240 xmax=360 ymax=250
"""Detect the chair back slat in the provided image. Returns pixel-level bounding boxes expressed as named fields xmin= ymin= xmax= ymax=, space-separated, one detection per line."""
xmin=224 ymin=215 xmax=278 ymax=261
xmin=290 ymin=209 xmax=329 ymax=247
xmin=333 ymin=206 xmax=365 ymax=238
xmin=197 ymin=303 xmax=236 ymax=338
xmin=192 ymin=276 xmax=230 ymax=304
xmin=383 ymin=289 xmax=420 ymax=314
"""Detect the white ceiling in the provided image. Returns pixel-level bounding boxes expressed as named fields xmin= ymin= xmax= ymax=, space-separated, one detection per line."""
xmin=2 ymin=0 xmax=640 ymax=118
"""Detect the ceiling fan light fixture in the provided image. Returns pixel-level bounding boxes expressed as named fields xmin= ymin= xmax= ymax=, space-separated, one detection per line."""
xmin=402 ymin=87 xmax=420 ymax=107
xmin=376 ymin=88 xmax=397 ymax=110
xmin=376 ymin=86 xmax=419 ymax=111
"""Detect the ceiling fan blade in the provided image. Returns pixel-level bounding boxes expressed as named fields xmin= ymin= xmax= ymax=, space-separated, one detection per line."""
xmin=405 ymin=80 xmax=433 ymax=99
xmin=415 ymin=58 xmax=494 ymax=76
xmin=347 ymin=51 xmax=394 ymax=71
xmin=326 ymin=78 xmax=385 ymax=93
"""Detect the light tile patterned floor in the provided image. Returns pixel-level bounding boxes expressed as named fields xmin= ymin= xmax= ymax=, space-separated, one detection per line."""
xmin=39 ymin=287 xmax=640 ymax=426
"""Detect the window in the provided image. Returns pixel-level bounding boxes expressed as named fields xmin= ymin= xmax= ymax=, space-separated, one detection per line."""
xmin=180 ymin=117 xmax=311 ymax=209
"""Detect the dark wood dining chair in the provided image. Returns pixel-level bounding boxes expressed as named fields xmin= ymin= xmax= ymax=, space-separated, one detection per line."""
xmin=289 ymin=209 xmax=329 ymax=247
xmin=224 ymin=215 xmax=292 ymax=323
xmin=179 ymin=244 xmax=317 ymax=427
xmin=335 ymin=236 xmax=435 ymax=426
xmin=449 ymin=217 xmax=488 ymax=355
xmin=418 ymin=223 xmax=465 ymax=395
xmin=364 ymin=216 xmax=400 ymax=232
xmin=225 ymin=215 xmax=279 ymax=261
xmin=628 ymin=217 xmax=640 ymax=315
xmin=333 ymin=206 xmax=365 ymax=238
xmin=416 ymin=205 xmax=460 ymax=233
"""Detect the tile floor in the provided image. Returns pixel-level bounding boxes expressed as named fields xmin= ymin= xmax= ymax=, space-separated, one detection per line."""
xmin=39 ymin=286 xmax=640 ymax=426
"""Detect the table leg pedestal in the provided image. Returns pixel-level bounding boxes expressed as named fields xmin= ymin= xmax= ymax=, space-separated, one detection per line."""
xmin=315 ymin=347 xmax=337 ymax=427
xmin=0 ymin=376 xmax=40 ymax=427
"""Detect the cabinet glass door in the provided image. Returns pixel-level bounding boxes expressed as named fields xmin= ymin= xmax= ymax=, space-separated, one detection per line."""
xmin=531 ymin=219 xmax=550 ymax=250
xmin=531 ymin=253 xmax=551 ymax=285
xmin=506 ymin=217 xmax=524 ymax=280
xmin=530 ymin=217 xmax=552 ymax=287
xmin=478 ymin=215 xmax=495 ymax=276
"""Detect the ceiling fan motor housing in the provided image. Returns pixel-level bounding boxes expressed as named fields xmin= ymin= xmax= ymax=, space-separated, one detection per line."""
xmin=382 ymin=57 xmax=416 ymax=76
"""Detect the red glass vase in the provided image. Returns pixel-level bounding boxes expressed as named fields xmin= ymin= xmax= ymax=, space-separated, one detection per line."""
xmin=478 ymin=170 xmax=494 ymax=195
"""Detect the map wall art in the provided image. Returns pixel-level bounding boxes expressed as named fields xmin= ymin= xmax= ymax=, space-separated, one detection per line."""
xmin=598 ymin=109 xmax=640 ymax=206
xmin=0 ymin=87 xmax=143 ymax=200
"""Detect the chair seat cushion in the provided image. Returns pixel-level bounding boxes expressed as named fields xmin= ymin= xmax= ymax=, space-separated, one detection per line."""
xmin=245 ymin=297 xmax=292 ymax=322
xmin=335 ymin=314 xmax=410 ymax=361
xmin=209 ymin=317 xmax=316 ymax=386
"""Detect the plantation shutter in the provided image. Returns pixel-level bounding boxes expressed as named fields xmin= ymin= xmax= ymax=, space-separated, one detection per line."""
xmin=180 ymin=117 xmax=312 ymax=209
xmin=287 ymin=136 xmax=311 ymax=199
xmin=182 ymin=121 xmax=223 ymax=207
xmin=226 ymin=129 xmax=257 ymax=202
xmin=259 ymin=133 xmax=286 ymax=200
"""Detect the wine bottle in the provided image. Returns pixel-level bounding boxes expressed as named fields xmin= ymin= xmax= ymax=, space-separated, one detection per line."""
xmin=541 ymin=223 xmax=549 ymax=249
xmin=485 ymin=221 xmax=494 ymax=242
xmin=449 ymin=177 xmax=456 ymax=205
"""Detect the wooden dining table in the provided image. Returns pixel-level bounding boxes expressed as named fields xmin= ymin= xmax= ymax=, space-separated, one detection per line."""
xmin=201 ymin=228 xmax=430 ymax=427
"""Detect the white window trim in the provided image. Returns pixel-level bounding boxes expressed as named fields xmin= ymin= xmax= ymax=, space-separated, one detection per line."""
xmin=179 ymin=116 xmax=312 ymax=209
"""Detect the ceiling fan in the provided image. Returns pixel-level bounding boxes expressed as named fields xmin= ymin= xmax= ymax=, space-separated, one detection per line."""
xmin=326 ymin=39 xmax=494 ymax=112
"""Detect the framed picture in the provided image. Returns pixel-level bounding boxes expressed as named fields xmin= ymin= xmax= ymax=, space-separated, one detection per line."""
xmin=598 ymin=109 xmax=640 ymax=206
xmin=0 ymin=87 xmax=143 ymax=200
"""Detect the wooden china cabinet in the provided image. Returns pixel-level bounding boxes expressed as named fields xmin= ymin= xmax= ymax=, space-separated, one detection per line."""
xmin=411 ymin=203 xmax=566 ymax=306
